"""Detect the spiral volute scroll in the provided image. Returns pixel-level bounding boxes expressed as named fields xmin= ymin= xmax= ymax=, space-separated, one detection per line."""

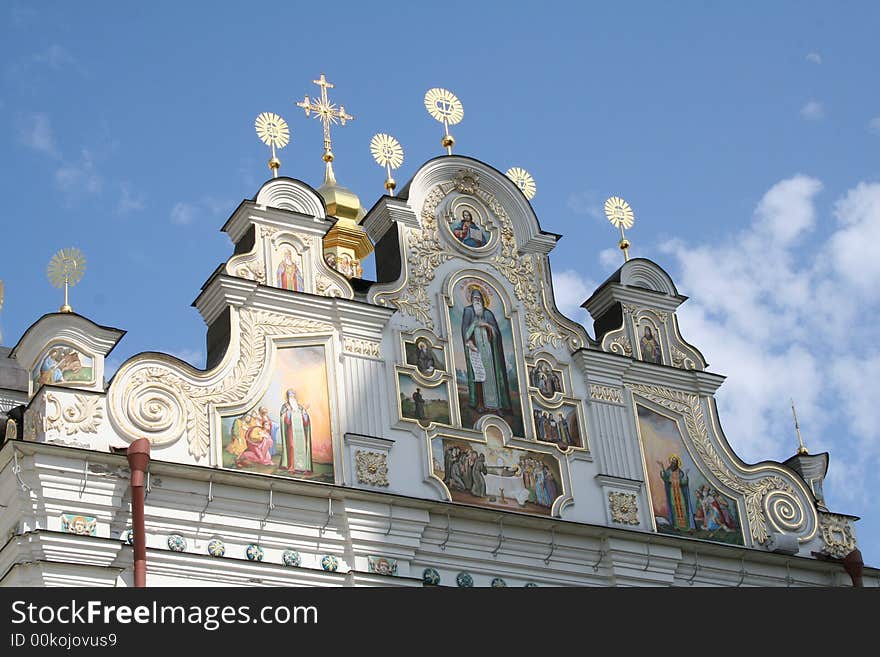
xmin=109 ymin=362 xmax=199 ymax=450
xmin=764 ymin=488 xmax=807 ymax=534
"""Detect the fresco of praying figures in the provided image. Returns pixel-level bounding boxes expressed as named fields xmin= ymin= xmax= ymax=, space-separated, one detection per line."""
xmin=449 ymin=277 xmax=524 ymax=436
xmin=637 ymin=405 xmax=743 ymax=545
xmin=398 ymin=372 xmax=451 ymax=427
xmin=220 ymin=345 xmax=334 ymax=483
xmin=275 ymin=247 xmax=304 ymax=292
xmin=637 ymin=322 xmax=663 ymax=364
xmin=529 ymin=359 xmax=563 ymax=399
xmin=431 ymin=426 xmax=562 ymax=516
xmin=531 ymin=400 xmax=582 ymax=449
xmin=404 ymin=338 xmax=444 ymax=377
xmin=31 ymin=344 xmax=94 ymax=390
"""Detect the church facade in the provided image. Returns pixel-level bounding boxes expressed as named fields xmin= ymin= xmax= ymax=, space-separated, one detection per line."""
xmin=0 ymin=108 xmax=872 ymax=586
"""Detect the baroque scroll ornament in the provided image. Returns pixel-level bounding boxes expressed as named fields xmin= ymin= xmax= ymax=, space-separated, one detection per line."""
xmin=818 ymin=513 xmax=856 ymax=559
xmin=109 ymin=308 xmax=334 ymax=459
xmin=628 ymin=384 xmax=813 ymax=545
xmin=45 ymin=392 xmax=103 ymax=435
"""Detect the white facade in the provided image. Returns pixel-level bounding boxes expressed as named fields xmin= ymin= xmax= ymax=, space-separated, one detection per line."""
xmin=0 ymin=156 xmax=874 ymax=587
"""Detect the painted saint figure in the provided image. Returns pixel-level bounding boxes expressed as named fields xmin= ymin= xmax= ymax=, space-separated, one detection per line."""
xmin=451 ymin=209 xmax=485 ymax=248
xmin=658 ymin=455 xmax=693 ymax=530
xmin=461 ymin=288 xmax=511 ymax=413
xmin=415 ymin=339 xmax=436 ymax=376
xmin=277 ymin=249 xmax=304 ymax=292
xmin=236 ymin=423 xmax=274 ymax=466
xmin=412 ymin=388 xmax=426 ymax=421
xmin=640 ymin=325 xmax=662 ymax=364
xmin=280 ymin=389 xmax=312 ymax=473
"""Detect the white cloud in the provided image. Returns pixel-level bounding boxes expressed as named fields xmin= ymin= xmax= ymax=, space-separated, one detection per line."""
xmin=116 ymin=182 xmax=146 ymax=215
xmin=599 ymin=247 xmax=623 ymax=271
xmin=800 ymin=100 xmax=825 ymax=121
xmin=660 ymin=175 xmax=880 ymax=512
xmin=550 ymin=268 xmax=595 ymax=325
xmin=805 ymin=52 xmax=822 ymax=64
xmin=54 ymin=149 xmax=102 ymax=195
xmin=170 ymin=202 xmax=197 ymax=225
xmin=18 ymin=113 xmax=58 ymax=157
xmin=867 ymin=117 xmax=880 ymax=135
xmin=32 ymin=45 xmax=74 ymax=69
xmin=566 ymin=190 xmax=603 ymax=220
xmin=171 ymin=197 xmax=233 ymax=226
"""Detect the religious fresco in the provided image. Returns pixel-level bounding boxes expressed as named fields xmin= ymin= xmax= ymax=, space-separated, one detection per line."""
xmin=275 ymin=247 xmax=304 ymax=292
xmin=637 ymin=322 xmax=663 ymax=364
xmin=431 ymin=427 xmax=561 ymax=516
xmin=529 ymin=359 xmax=563 ymax=399
xmin=447 ymin=205 xmax=489 ymax=249
xmin=449 ymin=277 xmax=524 ymax=436
xmin=531 ymin=400 xmax=582 ymax=449
xmin=404 ymin=338 xmax=444 ymax=377
xmin=32 ymin=344 xmax=94 ymax=390
xmin=220 ymin=345 xmax=333 ymax=483
xmin=398 ymin=372 xmax=450 ymax=427
xmin=637 ymin=405 xmax=743 ymax=545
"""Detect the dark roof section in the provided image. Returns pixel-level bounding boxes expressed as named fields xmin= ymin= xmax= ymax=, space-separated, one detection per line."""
xmin=0 ymin=346 xmax=27 ymax=392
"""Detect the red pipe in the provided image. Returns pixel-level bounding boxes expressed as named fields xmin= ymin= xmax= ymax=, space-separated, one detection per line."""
xmin=126 ymin=438 xmax=151 ymax=588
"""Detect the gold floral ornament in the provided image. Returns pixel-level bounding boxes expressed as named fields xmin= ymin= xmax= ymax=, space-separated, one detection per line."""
xmin=47 ymin=247 xmax=86 ymax=313
xmin=255 ymin=112 xmax=290 ymax=178
xmin=506 ymin=167 xmax=536 ymax=200
xmin=370 ymin=133 xmax=404 ymax=195
xmin=424 ymin=88 xmax=463 ymax=155
xmin=604 ymin=196 xmax=635 ymax=263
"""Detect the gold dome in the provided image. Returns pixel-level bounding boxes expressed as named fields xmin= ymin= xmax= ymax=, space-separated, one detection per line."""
xmin=317 ymin=160 xmax=365 ymax=222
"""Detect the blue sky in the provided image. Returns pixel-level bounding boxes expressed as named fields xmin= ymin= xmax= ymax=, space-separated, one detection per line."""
xmin=2 ymin=2 xmax=879 ymax=568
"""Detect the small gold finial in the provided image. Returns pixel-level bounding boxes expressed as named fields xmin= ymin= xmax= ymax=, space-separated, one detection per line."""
xmin=47 ymin=247 xmax=86 ymax=313
xmin=370 ymin=133 xmax=404 ymax=196
xmin=506 ymin=167 xmax=537 ymax=200
xmin=791 ymin=399 xmax=809 ymax=455
xmin=604 ymin=196 xmax=635 ymax=262
xmin=255 ymin=112 xmax=290 ymax=178
xmin=424 ymin=88 xmax=463 ymax=155
xmin=297 ymin=73 xmax=354 ymax=165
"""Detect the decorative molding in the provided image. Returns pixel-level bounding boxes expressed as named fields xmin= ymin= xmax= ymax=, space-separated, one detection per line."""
xmin=343 ymin=338 xmax=381 ymax=359
xmin=818 ymin=513 xmax=857 ymax=559
xmin=590 ymin=384 xmax=623 ymax=405
xmin=355 ymin=450 xmax=389 ymax=487
xmin=367 ymin=555 xmax=398 ymax=576
xmin=453 ymin=169 xmax=480 ymax=194
xmin=109 ymin=308 xmax=334 ymax=459
xmin=670 ymin=344 xmax=695 ymax=370
xmin=384 ymin=185 xmax=452 ymax=328
xmin=629 ymin=384 xmax=812 ymax=545
xmin=608 ymin=491 xmax=639 ymax=525
xmin=44 ymin=392 xmax=103 ymax=435
xmin=5 ymin=418 xmax=17 ymax=441
xmin=604 ymin=332 xmax=632 ymax=358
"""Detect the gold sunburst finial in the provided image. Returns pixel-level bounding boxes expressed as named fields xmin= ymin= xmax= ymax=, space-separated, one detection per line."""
xmin=255 ymin=112 xmax=290 ymax=178
xmin=424 ymin=88 xmax=463 ymax=155
xmin=370 ymin=133 xmax=404 ymax=195
xmin=604 ymin=196 xmax=635 ymax=262
xmin=506 ymin=167 xmax=536 ymax=200
xmin=47 ymin=247 xmax=86 ymax=313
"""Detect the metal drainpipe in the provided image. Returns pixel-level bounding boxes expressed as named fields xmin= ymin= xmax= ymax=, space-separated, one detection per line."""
xmin=126 ymin=438 xmax=151 ymax=588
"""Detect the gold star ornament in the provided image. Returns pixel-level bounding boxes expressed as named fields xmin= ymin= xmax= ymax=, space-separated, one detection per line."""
xmin=604 ymin=196 xmax=635 ymax=262
xmin=255 ymin=112 xmax=290 ymax=178
xmin=370 ymin=133 xmax=404 ymax=195
xmin=47 ymin=247 xmax=86 ymax=313
xmin=424 ymin=88 xmax=463 ymax=155
xmin=506 ymin=167 xmax=536 ymax=200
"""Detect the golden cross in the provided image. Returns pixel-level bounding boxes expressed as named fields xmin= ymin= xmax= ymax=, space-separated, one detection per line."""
xmin=296 ymin=73 xmax=353 ymax=160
